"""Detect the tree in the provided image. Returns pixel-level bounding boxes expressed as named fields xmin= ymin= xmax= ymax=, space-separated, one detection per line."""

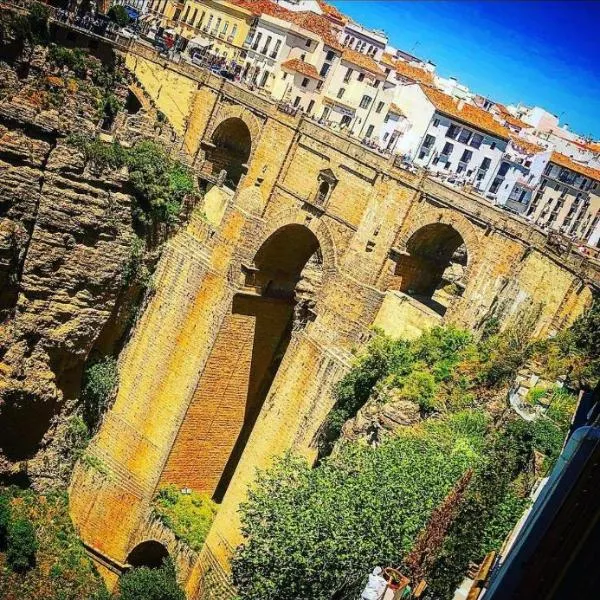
xmin=232 ymin=413 xmax=487 ymax=600
xmin=108 ymin=5 xmax=131 ymax=28
xmin=118 ymin=559 xmax=185 ymax=600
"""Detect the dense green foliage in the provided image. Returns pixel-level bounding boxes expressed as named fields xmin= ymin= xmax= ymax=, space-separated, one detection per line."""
xmin=6 ymin=517 xmax=37 ymax=572
xmin=423 ymin=422 xmax=532 ymax=598
xmin=118 ymin=560 xmax=185 ymax=600
xmin=319 ymin=326 xmax=493 ymax=456
xmin=67 ymin=137 xmax=198 ymax=224
xmin=153 ymin=486 xmax=218 ymax=552
xmin=233 ymin=307 xmax=599 ymax=600
xmin=0 ymin=487 xmax=108 ymax=599
xmin=81 ymin=356 xmax=119 ymax=430
xmin=232 ymin=411 xmax=488 ymax=600
xmin=108 ymin=5 xmax=131 ymax=27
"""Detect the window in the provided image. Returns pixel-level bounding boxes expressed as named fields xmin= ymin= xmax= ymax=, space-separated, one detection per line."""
xmin=384 ymin=114 xmax=389 ymax=123
xmin=423 ymin=134 xmax=435 ymax=148
xmin=320 ymin=63 xmax=331 ymax=77
xmin=519 ymin=190 xmax=527 ymax=202
xmin=447 ymin=124 xmax=460 ymax=139
xmin=191 ymin=8 xmax=198 ymax=24
xmin=490 ymin=141 xmax=497 ymax=150
xmin=214 ymin=17 xmax=221 ymax=32
xmin=470 ymin=133 xmax=483 ymax=149
xmin=262 ymin=35 xmax=272 ymax=54
xmin=307 ymin=99 xmax=315 ymax=114
xmin=260 ymin=71 xmax=269 ymax=87
xmin=457 ymin=129 xmax=472 ymax=144
xmin=373 ymin=80 xmax=380 ymax=89
xmin=322 ymin=106 xmax=331 ymax=120
xmin=366 ymin=124 xmax=375 ymax=137
xmin=317 ymin=181 xmax=330 ymax=204
xmin=222 ymin=21 xmax=228 ymax=35
xmin=460 ymin=149 xmax=473 ymax=163
xmin=305 ymin=38 xmax=311 ymax=47
xmin=490 ymin=177 xmax=503 ymax=194
xmin=206 ymin=14 xmax=213 ymax=29
xmin=344 ymin=68 xmax=353 ymax=83
xmin=197 ymin=11 xmax=205 ymax=27
xmin=326 ymin=50 xmax=335 ymax=61
xmin=293 ymin=96 xmax=301 ymax=107
xmin=376 ymin=101 xmax=384 ymax=114
xmin=252 ymin=32 xmax=261 ymax=50
xmin=498 ymin=162 xmax=510 ymax=176
xmin=358 ymin=72 xmax=365 ymax=82
xmin=441 ymin=142 xmax=453 ymax=156
xmin=359 ymin=95 xmax=372 ymax=109
xmin=480 ymin=157 xmax=491 ymax=170
xmin=182 ymin=6 xmax=190 ymax=21
xmin=383 ymin=132 xmax=389 ymax=141
xmin=271 ymin=39 xmax=280 ymax=57
xmin=433 ymin=118 xmax=440 ymax=127
xmin=316 ymin=80 xmax=323 ymax=90
xmin=301 ymin=77 xmax=309 ymax=88
xmin=337 ymin=88 xmax=345 ymax=99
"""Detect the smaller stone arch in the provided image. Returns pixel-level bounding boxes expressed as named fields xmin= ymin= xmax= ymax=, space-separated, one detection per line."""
xmin=391 ymin=215 xmax=477 ymax=315
xmin=126 ymin=540 xmax=169 ymax=569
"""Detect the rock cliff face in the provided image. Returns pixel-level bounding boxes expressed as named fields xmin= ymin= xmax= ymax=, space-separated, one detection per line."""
xmin=0 ymin=33 xmax=183 ymax=487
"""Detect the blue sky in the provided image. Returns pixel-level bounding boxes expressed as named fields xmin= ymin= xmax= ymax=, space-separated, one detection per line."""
xmin=331 ymin=1 xmax=600 ymax=139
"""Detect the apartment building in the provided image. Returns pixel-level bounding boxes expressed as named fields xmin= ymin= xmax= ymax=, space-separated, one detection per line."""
xmin=393 ymin=83 xmax=509 ymax=191
xmin=526 ymin=152 xmax=600 ymax=241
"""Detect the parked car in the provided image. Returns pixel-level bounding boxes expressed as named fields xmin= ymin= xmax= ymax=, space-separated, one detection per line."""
xmin=119 ymin=26 xmax=137 ymax=39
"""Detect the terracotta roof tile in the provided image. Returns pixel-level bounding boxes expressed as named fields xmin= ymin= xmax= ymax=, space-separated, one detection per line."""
xmin=341 ymin=47 xmax=384 ymax=75
xmin=316 ymin=0 xmax=347 ymax=24
xmin=281 ymin=58 xmax=322 ymax=80
xmin=503 ymin=113 xmax=531 ymax=131
xmin=550 ymin=151 xmax=600 ymax=182
xmin=509 ymin=136 xmax=544 ymax=155
xmin=287 ymin=11 xmax=343 ymax=50
xmin=393 ymin=60 xmax=432 ymax=84
xmin=419 ymin=85 xmax=510 ymax=140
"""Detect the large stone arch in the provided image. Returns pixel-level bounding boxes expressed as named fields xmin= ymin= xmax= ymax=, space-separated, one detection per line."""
xmin=246 ymin=207 xmax=339 ymax=278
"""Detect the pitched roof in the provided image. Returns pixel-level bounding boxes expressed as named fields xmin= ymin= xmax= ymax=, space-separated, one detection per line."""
xmin=388 ymin=103 xmax=404 ymax=116
xmin=419 ymin=85 xmax=510 ymax=140
xmin=509 ymin=136 xmax=544 ymax=155
xmin=341 ymin=47 xmax=384 ymax=75
xmin=394 ymin=60 xmax=434 ymax=84
xmin=281 ymin=58 xmax=322 ymax=80
xmin=316 ymin=0 xmax=347 ymax=24
xmin=287 ymin=10 xmax=343 ymax=50
xmin=503 ymin=113 xmax=532 ymax=131
xmin=550 ymin=151 xmax=600 ymax=182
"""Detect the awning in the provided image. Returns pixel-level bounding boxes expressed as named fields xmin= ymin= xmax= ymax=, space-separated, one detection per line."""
xmin=189 ymin=36 xmax=211 ymax=48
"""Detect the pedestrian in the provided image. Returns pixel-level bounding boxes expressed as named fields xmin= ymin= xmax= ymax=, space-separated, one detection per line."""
xmin=360 ymin=566 xmax=388 ymax=600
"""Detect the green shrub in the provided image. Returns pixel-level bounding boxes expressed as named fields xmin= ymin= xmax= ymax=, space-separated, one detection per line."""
xmin=6 ymin=516 xmax=37 ymax=572
xmin=82 ymin=356 xmax=119 ymax=429
xmin=232 ymin=416 xmax=486 ymax=600
xmin=9 ymin=2 xmax=50 ymax=44
xmin=48 ymin=45 xmax=89 ymax=77
xmin=153 ymin=486 xmax=218 ymax=552
xmin=108 ymin=5 xmax=131 ymax=28
xmin=119 ymin=559 xmax=185 ymax=600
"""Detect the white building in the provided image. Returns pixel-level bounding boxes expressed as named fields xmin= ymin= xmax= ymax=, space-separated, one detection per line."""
xmin=393 ymin=83 xmax=510 ymax=191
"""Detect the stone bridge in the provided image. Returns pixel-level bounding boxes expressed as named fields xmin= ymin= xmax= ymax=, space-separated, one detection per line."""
xmin=69 ymin=41 xmax=600 ymax=598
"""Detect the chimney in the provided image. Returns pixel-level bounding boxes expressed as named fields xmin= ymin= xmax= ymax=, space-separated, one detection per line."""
xmin=424 ymin=60 xmax=436 ymax=73
xmin=457 ymin=98 xmax=466 ymax=111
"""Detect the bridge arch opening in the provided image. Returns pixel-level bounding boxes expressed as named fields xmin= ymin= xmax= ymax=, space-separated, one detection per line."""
xmin=161 ymin=224 xmax=323 ymax=505
xmin=206 ymin=117 xmax=252 ymax=189
xmin=126 ymin=540 xmax=169 ymax=569
xmin=394 ymin=223 xmax=467 ymax=315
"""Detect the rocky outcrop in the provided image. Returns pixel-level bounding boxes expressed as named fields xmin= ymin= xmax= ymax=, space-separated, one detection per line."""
xmin=0 ymin=36 xmax=188 ymax=487
xmin=342 ymin=386 xmax=422 ymax=444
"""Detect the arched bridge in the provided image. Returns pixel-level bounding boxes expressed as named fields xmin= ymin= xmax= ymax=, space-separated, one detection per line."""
xmin=69 ymin=41 xmax=600 ymax=599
